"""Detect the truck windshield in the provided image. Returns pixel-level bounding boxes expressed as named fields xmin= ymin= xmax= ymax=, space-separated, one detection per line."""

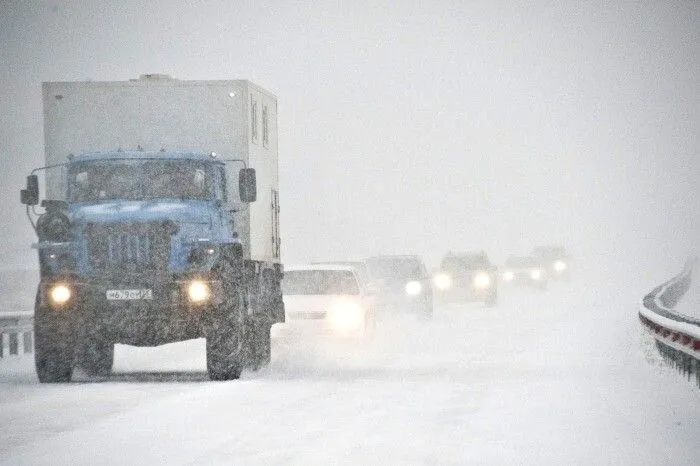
xmin=68 ymin=160 xmax=213 ymax=202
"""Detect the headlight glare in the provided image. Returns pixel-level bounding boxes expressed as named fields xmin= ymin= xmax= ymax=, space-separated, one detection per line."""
xmin=530 ymin=269 xmax=542 ymax=281
xmin=433 ymin=273 xmax=452 ymax=290
xmin=553 ymin=260 xmax=567 ymax=272
xmin=405 ymin=280 xmax=422 ymax=296
xmin=50 ymin=284 xmax=71 ymax=305
xmin=187 ymin=280 xmax=211 ymax=304
xmin=327 ymin=300 xmax=365 ymax=333
xmin=503 ymin=271 xmax=514 ymax=282
xmin=473 ymin=272 xmax=492 ymax=289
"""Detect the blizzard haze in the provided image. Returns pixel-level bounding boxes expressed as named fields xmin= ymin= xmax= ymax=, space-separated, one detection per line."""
xmin=0 ymin=0 xmax=697 ymax=272
xmin=1 ymin=2 xmax=700 ymax=464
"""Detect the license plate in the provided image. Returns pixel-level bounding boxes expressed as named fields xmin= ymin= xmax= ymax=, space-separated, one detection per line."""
xmin=106 ymin=289 xmax=153 ymax=300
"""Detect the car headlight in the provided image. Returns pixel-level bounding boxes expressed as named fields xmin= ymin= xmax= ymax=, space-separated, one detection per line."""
xmin=49 ymin=284 xmax=71 ymax=305
xmin=405 ymin=280 xmax=422 ymax=296
xmin=433 ymin=273 xmax=452 ymax=290
xmin=553 ymin=260 xmax=567 ymax=272
xmin=187 ymin=280 xmax=211 ymax=304
xmin=502 ymin=271 xmax=514 ymax=282
xmin=473 ymin=272 xmax=492 ymax=289
xmin=327 ymin=300 xmax=365 ymax=333
xmin=530 ymin=269 xmax=542 ymax=281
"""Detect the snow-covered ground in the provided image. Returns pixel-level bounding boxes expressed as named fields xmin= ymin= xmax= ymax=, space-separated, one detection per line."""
xmin=1 ymin=270 xmax=699 ymax=465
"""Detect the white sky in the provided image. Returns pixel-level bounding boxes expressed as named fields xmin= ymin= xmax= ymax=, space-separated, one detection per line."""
xmin=1 ymin=0 xmax=698 ymax=271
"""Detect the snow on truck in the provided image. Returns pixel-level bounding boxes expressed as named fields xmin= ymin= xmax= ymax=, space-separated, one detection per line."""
xmin=19 ymin=75 xmax=284 ymax=382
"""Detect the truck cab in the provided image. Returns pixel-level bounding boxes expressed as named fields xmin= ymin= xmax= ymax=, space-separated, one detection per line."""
xmin=20 ymin=76 xmax=284 ymax=383
xmin=35 ymin=151 xmax=252 ymax=277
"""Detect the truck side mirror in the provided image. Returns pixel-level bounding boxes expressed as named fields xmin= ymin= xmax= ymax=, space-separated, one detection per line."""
xmin=239 ymin=168 xmax=257 ymax=203
xmin=20 ymin=175 xmax=39 ymax=206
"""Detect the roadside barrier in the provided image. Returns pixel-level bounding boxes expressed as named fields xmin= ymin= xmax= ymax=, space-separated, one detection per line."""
xmin=0 ymin=311 xmax=34 ymax=359
xmin=639 ymin=258 xmax=699 ymax=388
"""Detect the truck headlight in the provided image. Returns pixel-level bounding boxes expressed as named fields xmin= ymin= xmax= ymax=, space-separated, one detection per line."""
xmin=553 ymin=260 xmax=567 ymax=272
xmin=49 ymin=284 xmax=72 ymax=305
xmin=530 ymin=269 xmax=542 ymax=281
xmin=502 ymin=271 xmax=514 ymax=282
xmin=187 ymin=280 xmax=211 ymax=304
xmin=433 ymin=273 xmax=452 ymax=290
xmin=405 ymin=280 xmax=422 ymax=296
xmin=473 ymin=272 xmax=491 ymax=289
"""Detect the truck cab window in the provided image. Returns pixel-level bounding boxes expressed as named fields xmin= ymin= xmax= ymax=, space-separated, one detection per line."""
xmin=69 ymin=160 xmax=213 ymax=202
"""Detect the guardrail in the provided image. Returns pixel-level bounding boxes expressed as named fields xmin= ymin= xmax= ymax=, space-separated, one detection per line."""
xmin=0 ymin=311 xmax=34 ymax=359
xmin=639 ymin=258 xmax=699 ymax=388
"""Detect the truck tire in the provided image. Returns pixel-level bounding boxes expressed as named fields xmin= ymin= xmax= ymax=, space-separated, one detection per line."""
xmin=206 ymin=289 xmax=247 ymax=381
xmin=248 ymin=320 xmax=271 ymax=370
xmin=247 ymin=269 xmax=280 ymax=369
xmin=34 ymin=295 xmax=75 ymax=383
xmin=80 ymin=329 xmax=114 ymax=377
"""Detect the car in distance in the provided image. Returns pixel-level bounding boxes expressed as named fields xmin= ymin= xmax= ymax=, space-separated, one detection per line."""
xmin=532 ymin=246 xmax=571 ymax=280
xmin=366 ymin=255 xmax=433 ymax=319
xmin=278 ymin=264 xmax=375 ymax=338
xmin=501 ymin=255 xmax=548 ymax=290
xmin=433 ymin=251 xmax=498 ymax=306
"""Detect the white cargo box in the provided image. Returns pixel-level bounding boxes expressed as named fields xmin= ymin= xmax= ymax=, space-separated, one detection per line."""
xmin=42 ymin=75 xmax=280 ymax=262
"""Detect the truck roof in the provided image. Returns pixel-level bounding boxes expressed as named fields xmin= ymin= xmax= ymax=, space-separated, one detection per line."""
xmin=72 ymin=150 xmax=220 ymax=163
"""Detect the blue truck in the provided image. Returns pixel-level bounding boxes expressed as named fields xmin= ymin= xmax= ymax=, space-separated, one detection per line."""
xmin=20 ymin=75 xmax=284 ymax=382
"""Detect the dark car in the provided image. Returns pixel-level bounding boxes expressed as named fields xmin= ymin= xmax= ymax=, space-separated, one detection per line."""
xmin=532 ymin=246 xmax=571 ymax=281
xmin=366 ymin=255 xmax=433 ymax=319
xmin=433 ymin=251 xmax=498 ymax=306
xmin=501 ymin=255 xmax=548 ymax=290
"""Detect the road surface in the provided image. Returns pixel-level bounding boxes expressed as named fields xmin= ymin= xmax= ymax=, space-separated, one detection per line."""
xmin=1 ymin=272 xmax=699 ymax=465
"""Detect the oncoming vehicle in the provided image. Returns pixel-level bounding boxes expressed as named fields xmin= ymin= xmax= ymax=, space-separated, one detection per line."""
xmin=501 ymin=255 xmax=548 ymax=290
xmin=19 ymin=76 xmax=284 ymax=383
xmin=532 ymin=246 xmax=571 ymax=281
xmin=366 ymin=255 xmax=433 ymax=319
xmin=433 ymin=251 xmax=497 ymax=307
xmin=278 ymin=265 xmax=375 ymax=338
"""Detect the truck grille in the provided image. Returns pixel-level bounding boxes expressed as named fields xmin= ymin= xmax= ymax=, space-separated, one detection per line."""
xmin=86 ymin=222 xmax=172 ymax=272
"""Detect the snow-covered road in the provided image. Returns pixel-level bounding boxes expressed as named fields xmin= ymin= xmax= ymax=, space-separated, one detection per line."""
xmin=1 ymin=274 xmax=699 ymax=465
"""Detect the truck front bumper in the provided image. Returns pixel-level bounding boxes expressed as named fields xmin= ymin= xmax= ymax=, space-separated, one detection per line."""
xmin=39 ymin=276 xmax=224 ymax=346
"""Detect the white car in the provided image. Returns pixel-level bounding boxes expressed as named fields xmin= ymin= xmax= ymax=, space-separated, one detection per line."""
xmin=276 ymin=264 xmax=375 ymax=338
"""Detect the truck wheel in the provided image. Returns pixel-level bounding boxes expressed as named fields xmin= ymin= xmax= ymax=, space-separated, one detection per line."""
xmin=206 ymin=290 xmax=247 ymax=381
xmin=80 ymin=330 xmax=114 ymax=377
xmin=248 ymin=320 xmax=272 ymax=370
xmin=34 ymin=301 xmax=75 ymax=383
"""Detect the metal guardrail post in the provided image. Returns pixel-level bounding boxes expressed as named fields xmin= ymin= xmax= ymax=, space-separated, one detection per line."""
xmin=9 ymin=332 xmax=18 ymax=355
xmin=24 ymin=331 xmax=33 ymax=354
